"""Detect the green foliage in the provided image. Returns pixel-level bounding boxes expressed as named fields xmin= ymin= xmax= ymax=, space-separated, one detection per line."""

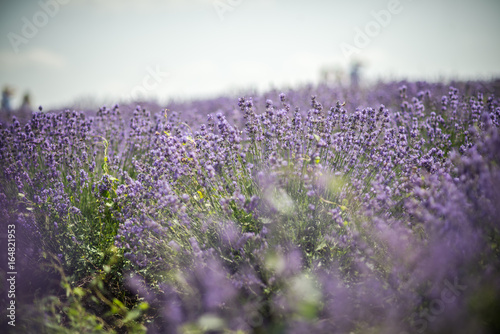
xmin=23 ymin=255 xmax=147 ymax=334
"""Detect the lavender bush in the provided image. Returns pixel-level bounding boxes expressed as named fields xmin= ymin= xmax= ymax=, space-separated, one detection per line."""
xmin=1 ymin=80 xmax=499 ymax=333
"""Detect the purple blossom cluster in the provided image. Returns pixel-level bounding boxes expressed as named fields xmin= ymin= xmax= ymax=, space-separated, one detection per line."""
xmin=1 ymin=80 xmax=500 ymax=333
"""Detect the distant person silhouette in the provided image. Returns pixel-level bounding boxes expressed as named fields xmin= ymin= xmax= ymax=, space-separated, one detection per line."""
xmin=19 ymin=92 xmax=32 ymax=113
xmin=1 ymin=86 xmax=14 ymax=114
xmin=350 ymin=61 xmax=362 ymax=88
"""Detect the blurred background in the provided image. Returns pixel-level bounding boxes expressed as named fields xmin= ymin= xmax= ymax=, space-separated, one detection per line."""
xmin=1 ymin=0 xmax=499 ymax=110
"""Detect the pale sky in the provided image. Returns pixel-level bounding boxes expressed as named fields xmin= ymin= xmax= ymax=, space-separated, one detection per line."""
xmin=1 ymin=0 xmax=499 ymax=109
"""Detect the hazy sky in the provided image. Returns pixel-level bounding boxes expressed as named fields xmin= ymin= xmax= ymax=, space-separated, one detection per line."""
xmin=1 ymin=0 xmax=499 ymax=109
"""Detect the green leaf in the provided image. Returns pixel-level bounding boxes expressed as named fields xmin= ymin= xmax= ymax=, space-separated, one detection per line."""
xmin=298 ymin=301 xmax=318 ymax=320
xmin=123 ymin=309 xmax=141 ymax=323
xmin=198 ymin=314 xmax=225 ymax=331
xmin=138 ymin=302 xmax=149 ymax=311
xmin=73 ymin=287 xmax=85 ymax=297
xmin=68 ymin=308 xmax=79 ymax=317
xmin=315 ymin=241 xmax=327 ymax=252
xmin=112 ymin=298 xmax=125 ymax=309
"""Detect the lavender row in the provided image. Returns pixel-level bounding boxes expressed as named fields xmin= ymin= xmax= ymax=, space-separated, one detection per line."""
xmin=0 ymin=81 xmax=499 ymax=333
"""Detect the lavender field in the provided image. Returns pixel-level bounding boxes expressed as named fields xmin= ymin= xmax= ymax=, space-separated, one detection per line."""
xmin=1 ymin=80 xmax=500 ymax=333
